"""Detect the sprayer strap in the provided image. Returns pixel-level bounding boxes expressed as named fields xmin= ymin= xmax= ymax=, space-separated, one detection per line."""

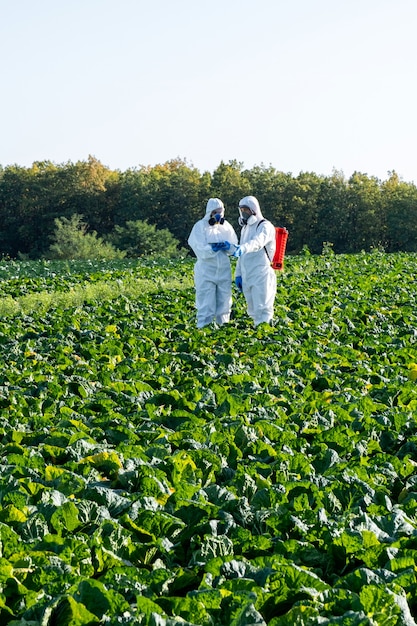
xmin=256 ymin=219 xmax=272 ymax=262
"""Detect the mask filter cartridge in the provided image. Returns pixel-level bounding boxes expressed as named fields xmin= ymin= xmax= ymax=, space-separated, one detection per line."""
xmin=209 ymin=214 xmax=225 ymax=225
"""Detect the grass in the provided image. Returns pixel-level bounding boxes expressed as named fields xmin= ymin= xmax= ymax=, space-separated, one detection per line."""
xmin=0 ymin=273 xmax=194 ymax=318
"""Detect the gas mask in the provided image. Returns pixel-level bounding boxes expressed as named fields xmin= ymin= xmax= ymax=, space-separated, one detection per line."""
xmin=209 ymin=212 xmax=225 ymax=225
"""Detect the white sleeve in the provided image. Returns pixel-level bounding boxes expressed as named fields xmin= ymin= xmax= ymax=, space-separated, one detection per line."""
xmin=240 ymin=221 xmax=275 ymax=255
xmin=188 ymin=222 xmax=217 ymax=260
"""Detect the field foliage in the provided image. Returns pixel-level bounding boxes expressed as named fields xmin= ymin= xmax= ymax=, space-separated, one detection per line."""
xmin=0 ymin=253 xmax=417 ymax=625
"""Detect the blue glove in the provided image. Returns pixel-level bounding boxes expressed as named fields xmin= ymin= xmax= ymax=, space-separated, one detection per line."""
xmin=235 ymin=276 xmax=243 ymax=291
xmin=216 ymin=241 xmax=231 ymax=251
xmin=232 ymin=245 xmax=243 ymax=258
xmin=211 ymin=241 xmax=231 ymax=251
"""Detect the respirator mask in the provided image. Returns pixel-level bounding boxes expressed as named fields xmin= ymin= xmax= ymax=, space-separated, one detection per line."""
xmin=209 ymin=212 xmax=225 ymax=225
xmin=239 ymin=206 xmax=256 ymax=226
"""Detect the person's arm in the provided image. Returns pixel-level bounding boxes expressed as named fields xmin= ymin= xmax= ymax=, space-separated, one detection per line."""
xmin=188 ymin=222 xmax=217 ymax=260
xmin=239 ymin=221 xmax=274 ymax=255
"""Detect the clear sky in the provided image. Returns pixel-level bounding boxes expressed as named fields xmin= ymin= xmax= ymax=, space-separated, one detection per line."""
xmin=1 ymin=0 xmax=416 ymax=182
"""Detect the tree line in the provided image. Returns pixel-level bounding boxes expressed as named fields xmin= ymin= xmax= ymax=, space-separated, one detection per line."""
xmin=0 ymin=155 xmax=416 ymax=259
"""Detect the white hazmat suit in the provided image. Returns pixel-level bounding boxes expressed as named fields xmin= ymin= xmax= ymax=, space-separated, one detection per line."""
xmin=188 ymin=198 xmax=238 ymax=328
xmin=234 ymin=196 xmax=277 ymax=326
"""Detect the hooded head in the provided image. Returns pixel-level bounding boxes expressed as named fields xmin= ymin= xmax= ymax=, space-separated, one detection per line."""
xmin=238 ymin=195 xmax=263 ymax=226
xmin=205 ymin=198 xmax=225 ymax=225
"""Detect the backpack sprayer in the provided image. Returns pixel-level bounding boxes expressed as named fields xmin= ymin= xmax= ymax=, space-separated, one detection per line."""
xmin=271 ymin=227 xmax=289 ymax=270
xmin=231 ymin=223 xmax=289 ymax=269
xmin=258 ymin=221 xmax=289 ymax=270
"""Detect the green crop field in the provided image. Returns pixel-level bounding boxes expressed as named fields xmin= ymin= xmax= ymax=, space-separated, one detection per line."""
xmin=1 ymin=252 xmax=417 ymax=625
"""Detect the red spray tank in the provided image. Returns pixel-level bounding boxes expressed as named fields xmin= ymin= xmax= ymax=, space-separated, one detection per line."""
xmin=271 ymin=227 xmax=289 ymax=270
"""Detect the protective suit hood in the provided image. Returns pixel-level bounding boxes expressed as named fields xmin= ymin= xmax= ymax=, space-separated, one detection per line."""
xmin=205 ymin=198 xmax=225 ymax=220
xmin=238 ymin=195 xmax=264 ymax=225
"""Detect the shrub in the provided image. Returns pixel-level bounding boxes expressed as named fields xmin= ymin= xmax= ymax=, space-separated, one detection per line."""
xmin=48 ymin=214 xmax=125 ymax=260
xmin=109 ymin=219 xmax=187 ymax=258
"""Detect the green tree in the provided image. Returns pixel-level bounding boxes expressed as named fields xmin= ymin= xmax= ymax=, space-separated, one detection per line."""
xmin=244 ymin=164 xmax=292 ymax=227
xmin=0 ymin=165 xmax=33 ymax=256
xmin=382 ymin=172 xmax=417 ymax=252
xmin=283 ymin=172 xmax=322 ymax=253
xmin=68 ymin=155 xmax=120 ymax=233
xmin=0 ymin=157 xmax=120 ymax=258
xmin=109 ymin=219 xmax=186 ymax=258
xmin=210 ymin=160 xmax=250 ymax=223
xmin=344 ymin=172 xmax=384 ymax=253
xmin=116 ymin=159 xmax=210 ymax=248
xmin=243 ymin=166 xmax=322 ymax=253
xmin=313 ymin=170 xmax=349 ymax=254
xmin=48 ymin=214 xmax=125 ymax=260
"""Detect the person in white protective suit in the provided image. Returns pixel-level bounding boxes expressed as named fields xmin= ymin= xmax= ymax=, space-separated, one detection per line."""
xmin=187 ymin=198 xmax=238 ymax=328
xmin=231 ymin=196 xmax=277 ymax=326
